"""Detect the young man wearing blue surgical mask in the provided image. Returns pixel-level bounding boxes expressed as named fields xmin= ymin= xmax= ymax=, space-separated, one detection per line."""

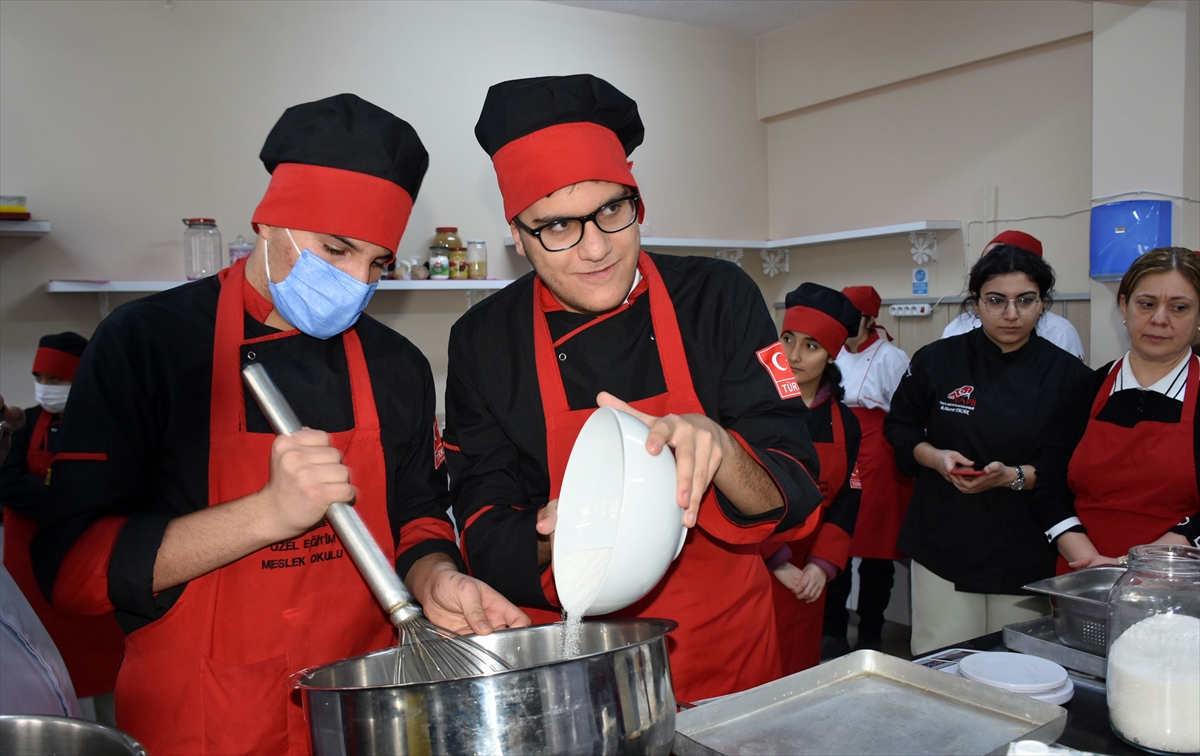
xmin=34 ymin=94 xmax=527 ymax=755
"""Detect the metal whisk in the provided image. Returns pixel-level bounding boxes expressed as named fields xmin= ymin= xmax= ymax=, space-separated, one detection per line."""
xmin=242 ymin=363 xmax=511 ymax=685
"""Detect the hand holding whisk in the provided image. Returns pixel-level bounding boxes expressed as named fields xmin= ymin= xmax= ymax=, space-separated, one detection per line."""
xmin=242 ymin=362 xmax=510 ymax=684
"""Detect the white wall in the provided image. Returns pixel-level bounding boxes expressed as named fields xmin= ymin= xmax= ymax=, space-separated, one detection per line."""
xmin=1090 ymin=0 xmax=1200 ymax=368
xmin=0 ymin=0 xmax=767 ymax=411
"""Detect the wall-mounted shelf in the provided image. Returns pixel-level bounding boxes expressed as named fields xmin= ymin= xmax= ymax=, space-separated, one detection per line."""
xmin=0 ymin=219 xmax=51 ymax=237
xmin=46 ymin=278 xmax=516 ymax=317
xmin=502 ymin=220 xmax=961 ymax=250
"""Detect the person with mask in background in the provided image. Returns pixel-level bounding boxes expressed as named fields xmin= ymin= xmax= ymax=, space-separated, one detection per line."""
xmin=942 ymin=231 xmax=1085 ymax=361
xmin=823 ymin=287 xmax=913 ymax=658
xmin=32 ymin=95 xmax=527 ymax=755
xmin=0 ymin=333 xmax=125 ymax=721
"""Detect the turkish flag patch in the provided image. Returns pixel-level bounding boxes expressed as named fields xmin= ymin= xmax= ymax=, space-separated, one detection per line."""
xmin=756 ymin=342 xmax=802 ymax=400
xmin=433 ymin=420 xmax=446 ymax=469
xmin=850 ymin=464 xmax=862 ymax=490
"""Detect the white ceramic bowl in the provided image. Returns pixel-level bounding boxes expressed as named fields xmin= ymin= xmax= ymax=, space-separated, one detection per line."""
xmin=554 ymin=407 xmax=688 ymax=616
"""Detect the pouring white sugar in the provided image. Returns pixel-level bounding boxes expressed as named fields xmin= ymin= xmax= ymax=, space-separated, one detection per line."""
xmin=556 ymin=547 xmax=614 ymax=658
xmin=1107 ymin=613 xmax=1200 ymax=754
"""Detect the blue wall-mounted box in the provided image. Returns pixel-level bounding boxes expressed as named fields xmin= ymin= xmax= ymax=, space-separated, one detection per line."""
xmin=1089 ymin=200 xmax=1172 ymax=282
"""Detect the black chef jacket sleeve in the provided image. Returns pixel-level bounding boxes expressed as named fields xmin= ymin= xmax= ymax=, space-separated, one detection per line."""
xmin=705 ymin=275 xmax=824 ymax=538
xmin=444 ymin=332 xmax=546 ymax=608
xmin=1031 ymin=367 xmax=1103 ymax=540
xmin=0 ymin=408 xmax=48 ymax=518
xmin=883 ymin=352 xmax=930 ymax=478
xmin=383 ymin=342 xmax=464 ymax=580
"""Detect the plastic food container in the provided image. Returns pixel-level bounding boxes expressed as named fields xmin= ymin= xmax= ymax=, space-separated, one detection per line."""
xmin=957 ymin=652 xmax=1074 ymax=705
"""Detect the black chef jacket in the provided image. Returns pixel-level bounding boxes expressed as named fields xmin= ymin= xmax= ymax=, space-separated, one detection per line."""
xmin=444 ymin=252 xmax=824 ymax=608
xmin=0 ymin=406 xmax=57 ymax=517
xmin=1033 ymin=361 xmax=1200 ymax=545
xmin=885 ymin=328 xmax=1092 ymax=594
xmin=32 ymin=276 xmax=456 ymax=632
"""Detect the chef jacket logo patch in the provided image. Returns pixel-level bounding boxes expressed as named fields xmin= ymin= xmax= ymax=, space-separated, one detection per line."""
xmin=757 ymin=342 xmax=802 ymax=400
xmin=940 ymin=384 xmax=977 ymax=416
xmin=849 ymin=465 xmax=862 ymax=490
xmin=433 ymin=420 xmax=446 ymax=469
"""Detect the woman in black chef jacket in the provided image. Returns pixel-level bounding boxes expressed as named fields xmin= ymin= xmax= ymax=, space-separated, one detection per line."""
xmin=1034 ymin=247 xmax=1200 ymax=569
xmin=885 ymin=246 xmax=1092 ymax=655
xmin=761 ymin=283 xmax=862 ymax=674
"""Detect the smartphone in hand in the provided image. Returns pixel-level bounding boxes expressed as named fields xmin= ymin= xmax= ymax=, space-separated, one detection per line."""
xmin=950 ymin=467 xmax=986 ymax=477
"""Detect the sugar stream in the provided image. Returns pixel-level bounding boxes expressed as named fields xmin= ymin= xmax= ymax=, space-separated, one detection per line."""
xmin=555 ymin=547 xmax=613 ymax=658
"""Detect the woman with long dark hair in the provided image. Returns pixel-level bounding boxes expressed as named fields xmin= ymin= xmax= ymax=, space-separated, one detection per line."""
xmin=885 ymin=245 xmax=1092 ymax=655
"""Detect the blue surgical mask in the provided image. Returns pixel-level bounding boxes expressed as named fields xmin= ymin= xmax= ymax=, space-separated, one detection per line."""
xmin=263 ymin=229 xmax=378 ymax=339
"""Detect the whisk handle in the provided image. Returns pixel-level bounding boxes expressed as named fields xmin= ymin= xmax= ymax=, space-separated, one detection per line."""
xmin=242 ymin=363 xmax=421 ymax=627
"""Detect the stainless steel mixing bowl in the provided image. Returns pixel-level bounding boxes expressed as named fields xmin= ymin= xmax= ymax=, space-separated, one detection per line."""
xmin=291 ymin=618 xmax=677 ymax=756
xmin=0 ymin=715 xmax=147 ymax=756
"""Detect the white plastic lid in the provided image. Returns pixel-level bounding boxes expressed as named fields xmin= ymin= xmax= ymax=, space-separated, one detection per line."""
xmin=957 ymin=652 xmax=1069 ymax=693
xmin=1027 ymin=677 xmax=1074 ymax=705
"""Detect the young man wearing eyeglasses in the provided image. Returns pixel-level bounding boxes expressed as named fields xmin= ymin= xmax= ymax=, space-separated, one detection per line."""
xmin=443 ymin=75 xmax=826 ymax=702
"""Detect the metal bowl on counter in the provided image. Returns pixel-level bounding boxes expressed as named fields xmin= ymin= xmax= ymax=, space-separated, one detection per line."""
xmin=0 ymin=715 xmax=147 ymax=756
xmin=291 ymin=618 xmax=678 ymax=756
xmin=1024 ymin=566 xmax=1125 ymax=655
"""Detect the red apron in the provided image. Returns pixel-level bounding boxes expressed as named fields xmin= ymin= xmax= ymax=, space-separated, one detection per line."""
xmin=1062 ymin=356 xmax=1200 ymax=574
xmin=2 ymin=411 xmax=125 ymax=698
xmin=767 ymin=400 xmax=849 ymax=675
xmin=114 ymin=259 xmax=396 ymax=755
xmin=528 ymin=252 xmax=782 ymax=703
xmin=847 ymin=406 xmax=911 ymax=560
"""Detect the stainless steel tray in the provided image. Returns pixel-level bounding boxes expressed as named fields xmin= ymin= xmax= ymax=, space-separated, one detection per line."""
xmin=1023 ymin=567 xmax=1123 ymax=655
xmin=673 ymin=651 xmax=1067 ymax=756
xmin=1003 ymin=616 xmax=1107 ymax=679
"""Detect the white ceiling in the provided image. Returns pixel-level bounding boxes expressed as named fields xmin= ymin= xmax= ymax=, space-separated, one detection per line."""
xmin=541 ymin=0 xmax=856 ymax=38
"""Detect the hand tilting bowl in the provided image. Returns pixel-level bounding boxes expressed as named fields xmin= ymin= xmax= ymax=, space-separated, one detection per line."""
xmin=554 ymin=407 xmax=688 ymax=616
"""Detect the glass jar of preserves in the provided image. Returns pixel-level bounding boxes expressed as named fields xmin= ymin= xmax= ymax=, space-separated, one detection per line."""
xmin=1107 ymin=544 xmax=1200 ymax=754
xmin=466 ymin=239 xmax=488 ymax=280
xmin=183 ymin=218 xmax=222 ymax=279
xmin=448 ymin=247 xmax=468 ymax=280
xmin=432 ymin=226 xmax=463 ymax=251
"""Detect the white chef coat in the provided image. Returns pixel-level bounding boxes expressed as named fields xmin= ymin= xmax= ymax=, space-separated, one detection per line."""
xmin=836 ymin=336 xmax=910 ymax=413
xmin=941 ymin=310 xmax=1085 ymax=361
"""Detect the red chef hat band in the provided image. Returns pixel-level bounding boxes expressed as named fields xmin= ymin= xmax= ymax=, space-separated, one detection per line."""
xmin=782 ymin=307 xmax=849 ymax=357
xmin=32 ymin=348 xmax=81 ymax=382
xmin=988 ymin=230 xmax=1043 ymax=258
xmin=841 ymin=286 xmax=882 ymax=319
xmin=252 ymin=163 xmax=413 ymax=254
xmin=492 ymin=122 xmax=645 ymax=222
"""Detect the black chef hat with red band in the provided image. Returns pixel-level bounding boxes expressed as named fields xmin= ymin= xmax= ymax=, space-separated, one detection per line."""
xmin=252 ymin=93 xmax=428 ymax=255
xmin=783 ymin=283 xmax=861 ymax=357
xmin=475 ymin=74 xmax=646 ymax=222
xmin=32 ymin=332 xmax=88 ymax=382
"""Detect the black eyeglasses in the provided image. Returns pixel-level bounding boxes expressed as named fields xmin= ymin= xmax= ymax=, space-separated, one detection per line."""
xmin=512 ymin=195 xmax=640 ymax=252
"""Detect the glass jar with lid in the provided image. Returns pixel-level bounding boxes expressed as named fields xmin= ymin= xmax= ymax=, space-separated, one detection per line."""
xmin=448 ymin=247 xmax=468 ymax=280
xmin=1106 ymin=544 xmax=1200 ymax=754
xmin=183 ymin=218 xmax=222 ymax=279
xmin=432 ymin=227 xmax=463 ymax=250
xmin=466 ymin=239 xmax=488 ymax=280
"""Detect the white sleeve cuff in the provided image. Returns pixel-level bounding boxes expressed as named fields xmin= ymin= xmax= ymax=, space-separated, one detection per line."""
xmin=1045 ymin=517 xmax=1082 ymax=542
